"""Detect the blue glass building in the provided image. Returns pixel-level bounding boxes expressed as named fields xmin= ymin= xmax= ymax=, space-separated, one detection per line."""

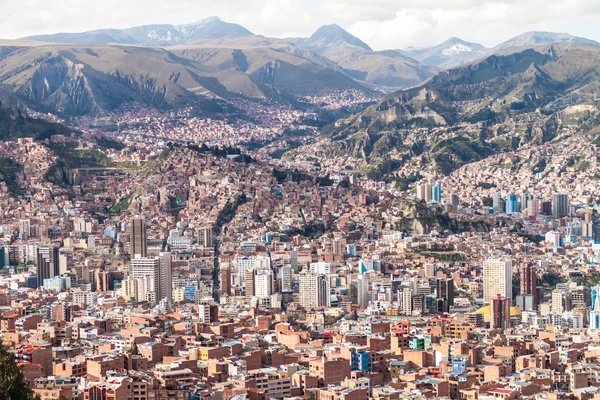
xmin=506 ymin=194 xmax=520 ymax=214
xmin=432 ymin=184 xmax=442 ymax=202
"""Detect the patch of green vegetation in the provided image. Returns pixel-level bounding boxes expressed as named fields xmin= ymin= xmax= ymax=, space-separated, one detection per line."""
xmin=538 ymin=271 xmax=568 ymax=291
xmin=84 ymin=188 xmax=108 ymax=195
xmin=0 ymin=157 xmax=23 ymax=196
xmin=214 ymin=194 xmax=248 ymax=235
xmin=109 ymin=196 xmax=131 ymax=215
xmin=421 ymin=252 xmax=467 ymax=262
xmin=511 ymin=101 xmax=526 ymax=110
xmin=365 ymin=158 xmax=409 ymax=181
xmin=575 ymin=160 xmax=591 ymax=172
xmin=532 ymin=158 xmax=547 ymax=174
xmin=269 ymin=142 xmax=302 ymax=159
xmin=391 ymin=173 xmax=424 ymax=191
xmin=432 ymin=136 xmax=493 ymax=175
xmin=464 ymin=108 xmax=501 ymax=124
xmin=48 ymin=143 xmax=117 ymax=169
xmin=477 ymin=182 xmax=496 ymax=190
xmin=96 ymin=136 xmax=125 ymax=151
xmin=0 ymin=101 xmax=71 ymax=141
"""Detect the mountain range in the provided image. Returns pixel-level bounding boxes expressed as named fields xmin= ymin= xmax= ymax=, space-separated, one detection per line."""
xmin=320 ymin=42 xmax=600 ymax=175
xmin=401 ymin=38 xmax=489 ymax=70
xmin=0 ymin=19 xmax=596 ymax=118
xmin=23 ymin=17 xmax=253 ymax=46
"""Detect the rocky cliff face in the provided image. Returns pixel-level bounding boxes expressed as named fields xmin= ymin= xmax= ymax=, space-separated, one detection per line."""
xmin=27 ymin=56 xmax=98 ymax=115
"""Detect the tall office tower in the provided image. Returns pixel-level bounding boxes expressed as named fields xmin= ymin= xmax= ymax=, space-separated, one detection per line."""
xmin=506 ymin=194 xmax=520 ymax=214
xmin=590 ymin=292 xmax=600 ymax=329
xmin=280 ymin=264 xmax=293 ymax=293
xmin=583 ymin=222 xmax=595 ymax=239
xmin=416 ymin=183 xmax=433 ymax=202
xmin=254 ymin=270 xmax=273 ymax=297
xmin=450 ymin=194 xmax=459 ymax=207
xmin=424 ymin=183 xmax=432 ymax=202
xmin=130 ymin=217 xmax=147 ymax=258
xmin=18 ymin=219 xmax=30 ymax=241
xmin=131 ymin=257 xmax=158 ymax=286
xmin=521 ymin=193 xmax=535 ymax=212
xmin=310 ymin=262 xmax=331 ymax=276
xmin=490 ymin=294 xmax=511 ymax=329
xmin=332 ymin=238 xmax=345 ymax=257
xmin=492 ymin=192 xmax=503 ymax=211
xmin=198 ymin=227 xmax=214 ymax=248
xmin=94 ymin=269 xmax=109 ymax=292
xmin=290 ymin=251 xmax=298 ymax=273
xmin=245 ymin=270 xmax=255 ymax=297
xmin=351 ymin=275 xmax=369 ymax=308
xmin=432 ymin=183 xmax=442 ymax=202
xmin=37 ymin=246 xmax=60 ymax=287
xmin=158 ymin=252 xmax=172 ymax=303
xmin=525 ymin=199 xmax=541 ymax=217
xmin=299 ymin=272 xmax=330 ymax=308
xmin=220 ymin=265 xmax=232 ymax=296
xmin=551 ymin=289 xmax=572 ymax=314
xmin=416 ymin=184 xmax=426 ymax=201
xmin=541 ymin=201 xmax=552 ymax=215
xmin=520 ymin=263 xmax=538 ymax=307
xmin=592 ymin=286 xmax=600 ymax=310
xmin=436 ymin=278 xmax=455 ymax=312
xmin=483 ymin=258 xmax=512 ymax=303
xmin=552 ymin=193 xmax=569 ymax=219
xmin=132 ymin=256 xmax=172 ymax=303
xmin=398 ymin=287 xmax=413 ymax=316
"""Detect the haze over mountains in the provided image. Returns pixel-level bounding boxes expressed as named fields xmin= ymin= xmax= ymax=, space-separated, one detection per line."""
xmin=23 ymin=17 xmax=254 ymax=46
xmin=0 ymin=17 xmax=596 ymax=118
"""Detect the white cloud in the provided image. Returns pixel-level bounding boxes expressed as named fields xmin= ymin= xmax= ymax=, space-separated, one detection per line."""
xmin=0 ymin=0 xmax=599 ymax=49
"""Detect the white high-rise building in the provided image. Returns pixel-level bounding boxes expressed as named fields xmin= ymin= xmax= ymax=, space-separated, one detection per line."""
xmin=299 ymin=272 xmax=330 ymax=309
xmin=131 ymin=254 xmax=172 ymax=304
xmin=398 ymin=287 xmax=413 ymax=315
xmin=483 ymin=258 xmax=513 ymax=303
xmin=416 ymin=184 xmax=433 ymax=202
xmin=198 ymin=304 xmax=211 ymax=323
xmin=354 ymin=275 xmax=369 ymax=308
xmin=236 ymin=255 xmax=270 ymax=284
xmin=545 ymin=231 xmax=561 ymax=248
xmin=309 ymin=262 xmax=331 ymax=276
xmin=254 ymin=270 xmax=273 ymax=297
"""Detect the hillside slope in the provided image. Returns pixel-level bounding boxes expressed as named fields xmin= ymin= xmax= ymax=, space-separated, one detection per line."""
xmin=0 ymin=42 xmax=365 ymax=116
xmin=319 ymin=43 xmax=600 ymax=175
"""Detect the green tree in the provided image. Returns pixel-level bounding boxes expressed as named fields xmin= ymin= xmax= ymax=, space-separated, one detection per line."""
xmin=130 ymin=341 xmax=139 ymax=356
xmin=0 ymin=344 xmax=38 ymax=399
